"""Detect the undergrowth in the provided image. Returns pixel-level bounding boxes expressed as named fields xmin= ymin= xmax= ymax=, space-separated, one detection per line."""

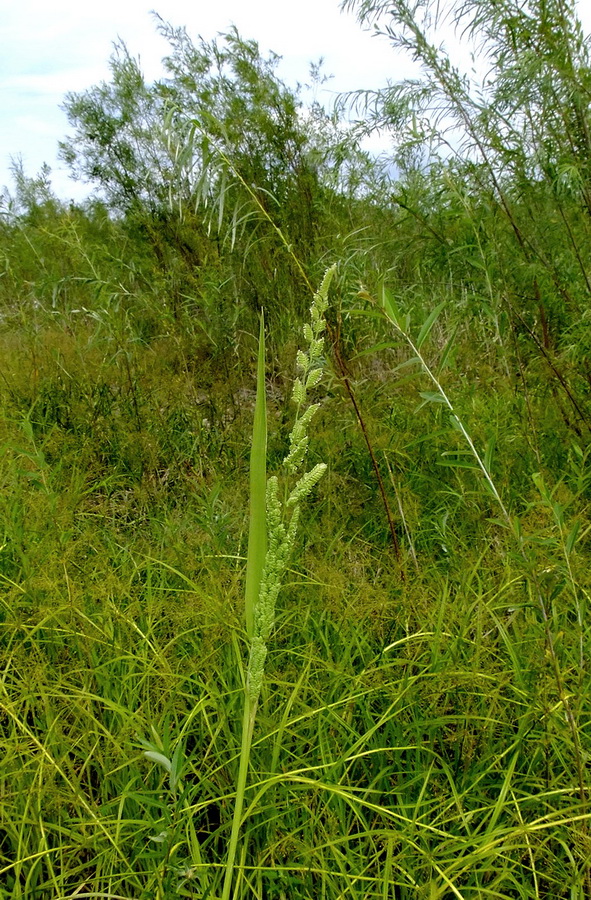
xmin=1 ymin=0 xmax=591 ymax=894
xmin=0 ymin=259 xmax=589 ymax=898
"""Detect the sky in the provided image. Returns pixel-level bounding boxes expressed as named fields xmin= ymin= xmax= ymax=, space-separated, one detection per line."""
xmin=2 ymin=0 xmax=590 ymax=202
xmin=0 ymin=0 xmax=406 ymax=201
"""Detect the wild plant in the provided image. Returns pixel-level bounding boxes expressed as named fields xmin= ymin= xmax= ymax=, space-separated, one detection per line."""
xmin=343 ymin=0 xmax=591 ymax=436
xmin=357 ymin=282 xmax=591 ymax=895
xmin=220 ymin=265 xmax=334 ymax=900
xmin=141 ymin=267 xmax=335 ymax=899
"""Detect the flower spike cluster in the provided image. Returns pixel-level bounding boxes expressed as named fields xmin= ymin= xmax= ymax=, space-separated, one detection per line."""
xmin=246 ymin=265 xmax=335 ymax=704
xmin=284 ymin=266 xmax=332 ymax=474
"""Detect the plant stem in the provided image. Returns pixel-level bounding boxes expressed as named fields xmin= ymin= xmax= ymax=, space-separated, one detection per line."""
xmin=330 ymin=327 xmax=403 ymax=566
xmin=221 ymin=694 xmax=258 ymax=900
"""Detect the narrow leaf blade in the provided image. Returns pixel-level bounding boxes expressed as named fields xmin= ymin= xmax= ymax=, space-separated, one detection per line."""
xmin=244 ymin=313 xmax=267 ymax=639
xmin=416 ymin=301 xmax=446 ymax=349
xmin=144 ymin=751 xmax=172 ymax=773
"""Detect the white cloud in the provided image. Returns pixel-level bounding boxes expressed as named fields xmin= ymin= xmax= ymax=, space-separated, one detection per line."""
xmin=1 ymin=70 xmax=106 ymax=96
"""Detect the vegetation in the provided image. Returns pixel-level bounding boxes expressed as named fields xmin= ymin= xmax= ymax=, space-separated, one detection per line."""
xmin=1 ymin=0 xmax=590 ymax=897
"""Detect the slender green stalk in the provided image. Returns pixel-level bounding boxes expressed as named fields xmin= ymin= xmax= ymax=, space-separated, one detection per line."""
xmin=369 ymin=287 xmax=511 ymax=524
xmin=221 ymin=315 xmax=267 ymax=900
xmin=221 ymin=694 xmax=258 ymax=900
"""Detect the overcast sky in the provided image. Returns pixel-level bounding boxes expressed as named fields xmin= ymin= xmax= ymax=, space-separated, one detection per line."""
xmin=2 ymin=0 xmax=590 ymax=201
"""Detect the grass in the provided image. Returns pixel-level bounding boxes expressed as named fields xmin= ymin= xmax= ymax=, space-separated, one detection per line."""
xmin=2 ymin=571 xmax=589 ymax=898
xmin=0 ymin=264 xmax=590 ymax=898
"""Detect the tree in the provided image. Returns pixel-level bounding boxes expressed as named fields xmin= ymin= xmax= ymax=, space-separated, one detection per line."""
xmin=60 ymin=22 xmax=363 ymax=321
xmin=341 ymin=0 xmax=591 ymax=430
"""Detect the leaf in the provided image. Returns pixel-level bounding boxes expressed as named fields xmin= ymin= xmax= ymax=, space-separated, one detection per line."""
xmin=348 ymin=306 xmax=385 ymax=320
xmin=379 ymin=285 xmax=407 ymax=332
xmin=392 ymin=356 xmax=422 ymax=374
xmin=484 ymin=750 xmax=519 ymax=834
xmin=488 ymin=517 xmax=511 ymax=530
xmin=416 ymin=391 xmax=449 ymax=413
xmin=419 ymin=391 xmax=447 ymax=404
xmin=144 ymin=751 xmax=172 ymax=773
xmin=565 ymin=520 xmax=580 ymax=555
xmin=438 ymin=452 xmax=480 ymax=469
xmin=437 ymin=322 xmax=459 ymax=374
xmin=244 ymin=313 xmax=267 ymax=640
xmin=416 ymin=301 xmax=446 ymax=349
xmin=170 ymin=742 xmax=184 ymax=792
xmin=437 ymin=459 xmax=480 ymax=469
xmin=149 ymin=830 xmax=170 ymax=844
xmin=404 ymin=428 xmax=451 ymax=449
xmin=441 ymin=451 xmax=475 ymax=456
xmin=354 ymin=341 xmax=402 ymax=357
xmin=532 ymin=471 xmax=550 ymax=502
xmin=484 ymin=435 xmax=496 ymax=474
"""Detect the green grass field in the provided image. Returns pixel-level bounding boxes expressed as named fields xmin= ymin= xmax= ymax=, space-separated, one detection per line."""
xmin=1 ymin=260 xmax=589 ymax=898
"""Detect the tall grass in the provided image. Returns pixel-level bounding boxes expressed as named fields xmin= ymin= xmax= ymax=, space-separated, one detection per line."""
xmin=1 ymin=133 xmax=590 ymax=899
xmin=1 ymin=261 xmax=590 ymax=898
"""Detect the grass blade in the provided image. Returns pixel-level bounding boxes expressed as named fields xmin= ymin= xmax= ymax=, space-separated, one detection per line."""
xmin=244 ymin=312 xmax=267 ymax=640
xmin=416 ymin=301 xmax=446 ymax=349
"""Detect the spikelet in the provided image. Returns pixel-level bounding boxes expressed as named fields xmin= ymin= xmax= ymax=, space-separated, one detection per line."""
xmin=245 ymin=266 xmax=335 ymax=706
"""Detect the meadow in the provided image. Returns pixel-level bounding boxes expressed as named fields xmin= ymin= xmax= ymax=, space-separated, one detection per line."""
xmin=1 ymin=0 xmax=590 ymax=896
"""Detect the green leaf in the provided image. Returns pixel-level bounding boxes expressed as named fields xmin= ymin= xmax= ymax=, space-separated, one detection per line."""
xmin=354 ymin=341 xmax=401 ymax=357
xmin=380 ymin=285 xmax=406 ymax=332
xmin=437 ymin=322 xmax=459 ymax=374
xmin=484 ymin=750 xmax=519 ymax=834
xmin=149 ymin=830 xmax=170 ymax=844
xmin=565 ymin=520 xmax=580 ymax=555
xmin=392 ymin=356 xmax=422 ymax=374
xmin=484 ymin=435 xmax=496 ymax=474
xmin=404 ymin=428 xmax=452 ymax=449
xmin=437 ymin=459 xmax=480 ymax=469
xmin=170 ymin=742 xmax=184 ymax=792
xmin=419 ymin=391 xmax=447 ymax=404
xmin=244 ymin=313 xmax=267 ymax=640
xmin=488 ymin=517 xmax=511 ymax=530
xmin=348 ymin=307 xmax=386 ymax=320
xmin=144 ymin=751 xmax=172 ymax=773
xmin=438 ymin=452 xmax=480 ymax=469
xmin=416 ymin=301 xmax=446 ymax=349
xmin=532 ymin=471 xmax=550 ymax=502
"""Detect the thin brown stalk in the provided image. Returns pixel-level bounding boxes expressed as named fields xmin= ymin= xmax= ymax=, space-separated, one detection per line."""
xmin=329 ymin=323 xmax=403 ymax=569
xmin=506 ymin=296 xmax=591 ymax=434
